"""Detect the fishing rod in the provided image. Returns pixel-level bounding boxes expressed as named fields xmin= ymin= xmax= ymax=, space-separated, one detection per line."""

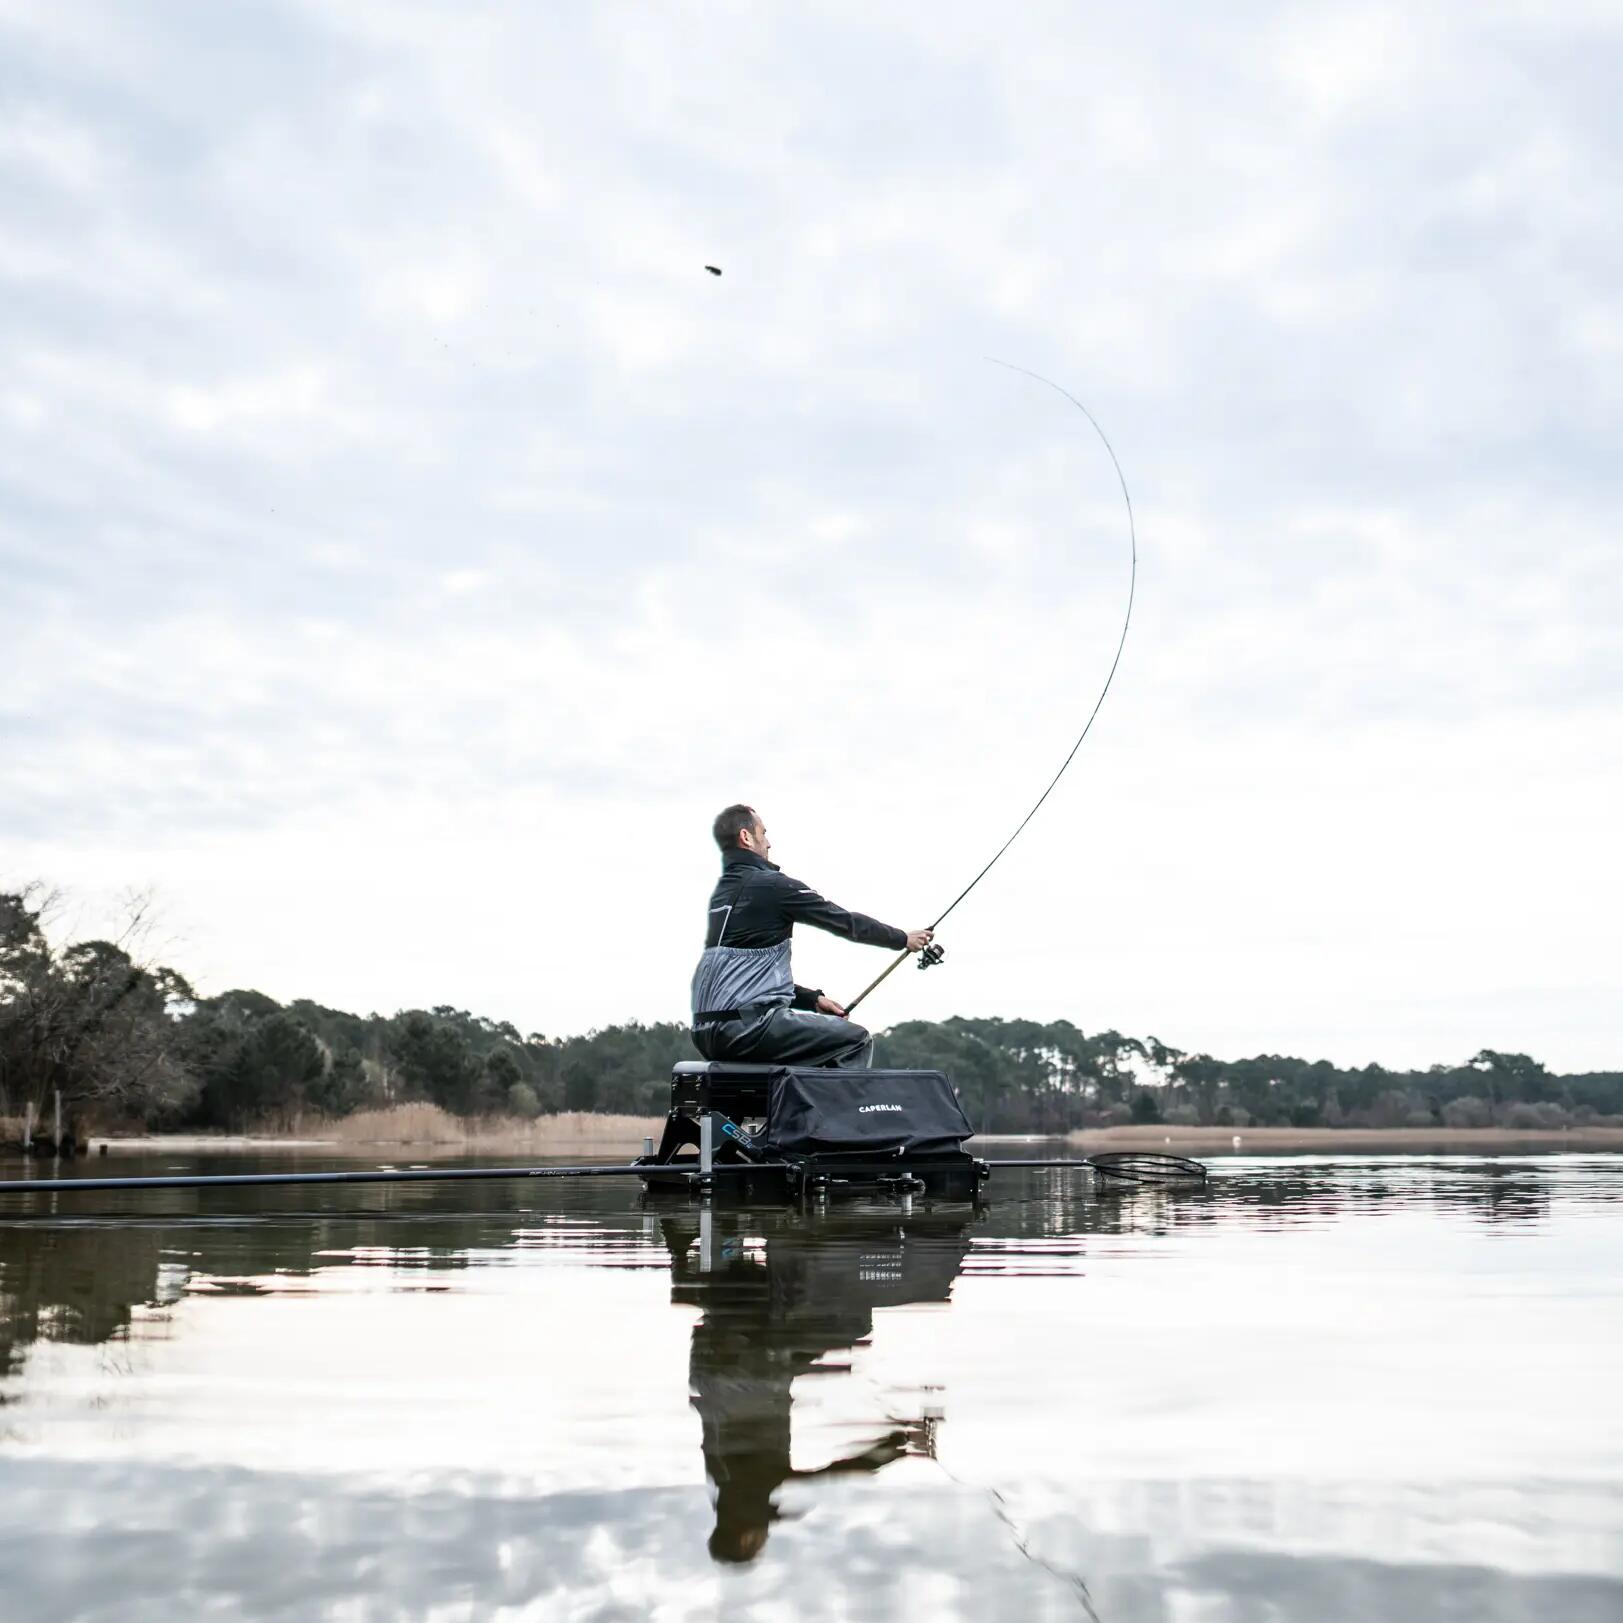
xmin=0 ymin=373 xmax=1156 ymax=1214
xmin=0 ymin=1150 xmax=1203 ymax=1204
xmin=845 ymin=362 xmax=1137 ymax=1016
xmin=0 ymin=1162 xmax=789 ymax=1197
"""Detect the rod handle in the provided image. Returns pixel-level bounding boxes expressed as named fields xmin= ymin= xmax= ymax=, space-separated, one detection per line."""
xmin=843 ymin=947 xmax=910 ymax=1016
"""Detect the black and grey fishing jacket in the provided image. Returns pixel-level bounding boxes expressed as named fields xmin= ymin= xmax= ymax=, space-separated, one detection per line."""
xmin=690 ymin=849 xmax=908 ymax=1019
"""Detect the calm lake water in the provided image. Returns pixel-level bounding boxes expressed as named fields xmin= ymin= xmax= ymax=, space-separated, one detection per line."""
xmin=1 ymin=1149 xmax=1619 ymax=1622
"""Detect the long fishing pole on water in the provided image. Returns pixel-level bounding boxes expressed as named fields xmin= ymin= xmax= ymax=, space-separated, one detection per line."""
xmin=0 ymin=356 xmax=1193 ymax=1215
xmin=0 ymin=1150 xmax=1204 ymax=1203
xmin=844 ymin=362 xmax=1138 ymax=1016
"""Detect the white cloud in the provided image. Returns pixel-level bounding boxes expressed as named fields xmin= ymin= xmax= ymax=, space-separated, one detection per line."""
xmin=1 ymin=0 xmax=1618 ymax=1069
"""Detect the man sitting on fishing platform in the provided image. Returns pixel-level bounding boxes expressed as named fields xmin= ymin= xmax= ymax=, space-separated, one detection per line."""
xmin=691 ymin=805 xmax=933 ymax=1070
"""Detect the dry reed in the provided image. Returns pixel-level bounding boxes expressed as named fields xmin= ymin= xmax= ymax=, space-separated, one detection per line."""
xmin=325 ymin=1102 xmax=662 ymax=1149
xmin=1066 ymin=1123 xmax=1623 ymax=1148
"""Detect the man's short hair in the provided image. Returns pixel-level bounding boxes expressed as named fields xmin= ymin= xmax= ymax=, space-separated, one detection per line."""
xmin=713 ymin=804 xmax=757 ymax=852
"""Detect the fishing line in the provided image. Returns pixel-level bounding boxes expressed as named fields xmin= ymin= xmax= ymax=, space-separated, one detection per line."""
xmin=874 ymin=1384 xmax=1103 ymax=1620
xmin=941 ymin=1462 xmax=1104 ymax=1622
xmin=845 ymin=362 xmax=1138 ymax=1015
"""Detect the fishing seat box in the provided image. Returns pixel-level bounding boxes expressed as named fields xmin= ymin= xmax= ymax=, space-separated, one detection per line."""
xmin=757 ymin=1068 xmax=973 ymax=1158
xmin=652 ymin=1062 xmax=982 ymax=1198
xmin=666 ymin=1062 xmax=971 ymax=1150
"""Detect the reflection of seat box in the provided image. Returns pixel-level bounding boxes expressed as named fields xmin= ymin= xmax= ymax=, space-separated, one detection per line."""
xmin=767 ymin=1227 xmax=971 ymax=1314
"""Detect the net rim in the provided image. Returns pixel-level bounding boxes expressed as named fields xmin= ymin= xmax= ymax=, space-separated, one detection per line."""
xmin=1088 ymin=1151 xmax=1208 ymax=1184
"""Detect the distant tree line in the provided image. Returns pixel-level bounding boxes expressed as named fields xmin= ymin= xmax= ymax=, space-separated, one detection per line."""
xmin=874 ymin=1017 xmax=1623 ymax=1134
xmin=2 ymin=888 xmax=1619 ymax=1142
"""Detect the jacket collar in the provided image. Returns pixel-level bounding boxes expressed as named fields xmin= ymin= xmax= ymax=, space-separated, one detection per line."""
xmin=722 ymin=848 xmax=779 ymax=872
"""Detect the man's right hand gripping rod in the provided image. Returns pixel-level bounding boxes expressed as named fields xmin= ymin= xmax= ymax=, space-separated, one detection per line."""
xmin=844 ymin=930 xmax=945 ymax=1017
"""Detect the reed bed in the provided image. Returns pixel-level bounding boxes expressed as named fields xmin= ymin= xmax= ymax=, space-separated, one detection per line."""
xmin=1066 ymin=1122 xmax=1623 ymax=1149
xmin=325 ymin=1103 xmax=663 ymax=1150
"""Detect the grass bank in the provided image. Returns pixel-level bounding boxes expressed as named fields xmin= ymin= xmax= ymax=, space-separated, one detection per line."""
xmin=327 ymin=1103 xmax=663 ymax=1149
xmin=1065 ymin=1123 xmax=1623 ymax=1151
xmin=88 ymin=1103 xmax=664 ymax=1154
xmin=48 ymin=1113 xmax=1623 ymax=1158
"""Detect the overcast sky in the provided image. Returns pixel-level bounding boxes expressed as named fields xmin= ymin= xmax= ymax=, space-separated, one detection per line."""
xmin=2 ymin=0 xmax=1618 ymax=1071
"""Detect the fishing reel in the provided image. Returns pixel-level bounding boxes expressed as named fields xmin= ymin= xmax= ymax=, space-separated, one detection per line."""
xmin=917 ymin=941 xmax=946 ymax=971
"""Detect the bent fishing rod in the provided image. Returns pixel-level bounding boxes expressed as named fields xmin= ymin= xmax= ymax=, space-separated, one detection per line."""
xmin=844 ymin=362 xmax=1137 ymax=1017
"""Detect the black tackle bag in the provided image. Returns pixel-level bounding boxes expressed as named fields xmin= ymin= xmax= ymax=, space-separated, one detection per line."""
xmin=760 ymin=1068 xmax=973 ymax=1158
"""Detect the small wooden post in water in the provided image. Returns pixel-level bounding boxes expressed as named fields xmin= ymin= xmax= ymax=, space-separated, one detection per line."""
xmin=22 ymin=1101 xmax=33 ymax=1152
xmin=53 ymin=1089 xmax=62 ymax=1157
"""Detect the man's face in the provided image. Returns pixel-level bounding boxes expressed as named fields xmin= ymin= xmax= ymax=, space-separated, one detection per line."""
xmin=742 ymin=816 xmax=771 ymax=859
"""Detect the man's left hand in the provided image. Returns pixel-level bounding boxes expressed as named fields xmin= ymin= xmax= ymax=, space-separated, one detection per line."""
xmin=815 ymin=994 xmax=848 ymax=1018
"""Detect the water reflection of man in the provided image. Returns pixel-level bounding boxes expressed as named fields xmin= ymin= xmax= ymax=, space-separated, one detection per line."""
xmin=662 ymin=1210 xmax=971 ymax=1564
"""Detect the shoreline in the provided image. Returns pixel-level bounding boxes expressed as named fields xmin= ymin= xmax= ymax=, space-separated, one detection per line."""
xmin=20 ymin=1105 xmax=667 ymax=1158
xmin=86 ymin=1128 xmax=666 ymax=1156
xmin=37 ymin=1121 xmax=1623 ymax=1156
xmin=1064 ymin=1124 xmax=1623 ymax=1151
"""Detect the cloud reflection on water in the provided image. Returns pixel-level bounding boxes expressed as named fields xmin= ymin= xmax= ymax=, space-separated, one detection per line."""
xmin=0 ymin=1152 xmax=1619 ymax=1618
xmin=2 ymin=1456 xmax=1618 ymax=1623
